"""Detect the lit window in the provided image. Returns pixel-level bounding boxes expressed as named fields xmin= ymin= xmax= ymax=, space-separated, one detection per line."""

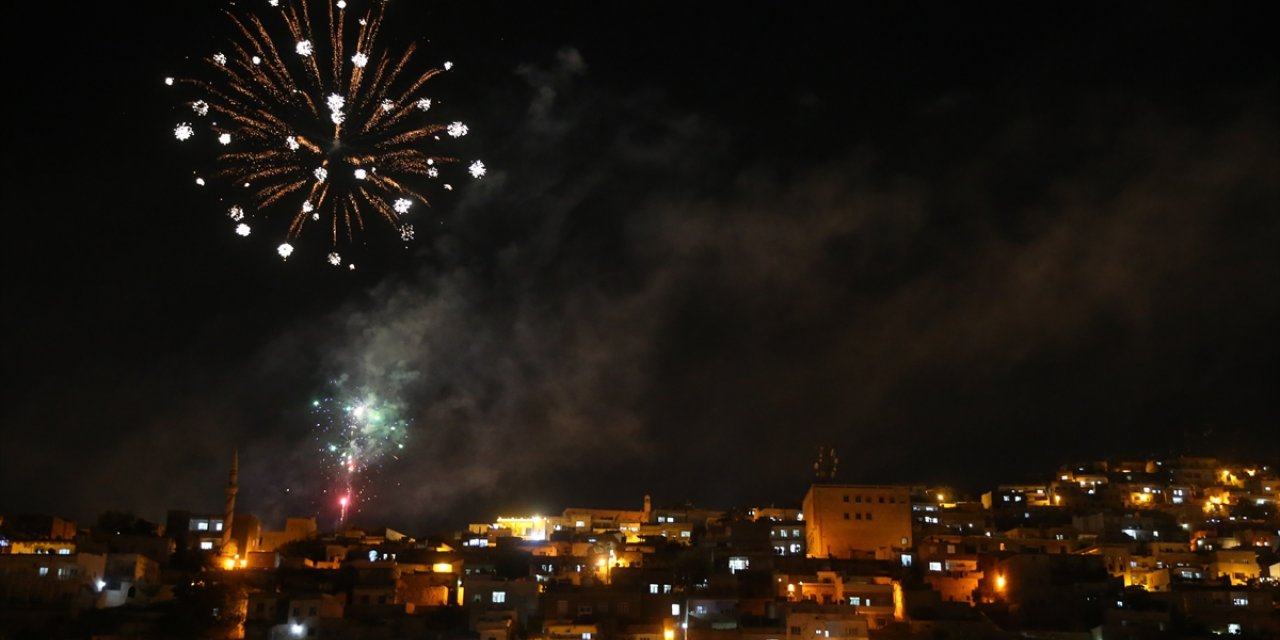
xmin=929 ymin=562 xmax=942 ymax=572
xmin=849 ymin=596 xmax=861 ymax=606
xmin=196 ymin=521 xmax=209 ymax=531
xmin=215 ymin=522 xmax=223 ymax=531
xmin=1232 ymin=597 xmax=1248 ymax=606
xmin=576 ymin=521 xmax=585 ymax=528
xmin=664 ymin=585 xmax=672 ymax=594
xmin=793 ymin=529 xmax=800 ymax=537
xmin=492 ymin=591 xmax=506 ymax=604
xmin=900 ymin=555 xmax=912 ymax=567
xmin=650 ymin=584 xmax=659 ymax=594
xmin=38 ymin=567 xmax=49 ymax=576
xmin=728 ymin=557 xmax=749 ymax=573
xmin=780 ymin=530 xmax=788 ymax=538
xmin=671 ymin=604 xmax=681 ymax=616
xmin=790 ymin=543 xmax=802 ymax=554
xmin=200 ymin=541 xmax=214 ymax=550
xmin=57 ymin=548 xmax=71 ymax=555
xmin=681 ymin=531 xmax=690 ymax=538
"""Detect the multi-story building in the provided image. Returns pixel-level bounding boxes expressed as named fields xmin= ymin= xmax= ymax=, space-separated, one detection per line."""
xmin=802 ymin=485 xmax=911 ymax=559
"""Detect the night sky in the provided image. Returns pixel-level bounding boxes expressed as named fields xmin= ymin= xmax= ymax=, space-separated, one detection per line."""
xmin=3 ymin=2 xmax=1277 ymax=532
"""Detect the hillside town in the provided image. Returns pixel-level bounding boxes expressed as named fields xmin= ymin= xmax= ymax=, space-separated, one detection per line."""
xmin=2 ymin=455 xmax=1278 ymax=639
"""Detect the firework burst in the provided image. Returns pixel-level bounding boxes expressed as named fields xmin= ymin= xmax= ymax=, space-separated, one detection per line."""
xmin=168 ymin=0 xmax=484 ymax=263
xmin=311 ymin=390 xmax=410 ymax=525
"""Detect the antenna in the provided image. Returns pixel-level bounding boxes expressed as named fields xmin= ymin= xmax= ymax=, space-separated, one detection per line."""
xmin=814 ymin=445 xmax=839 ymax=482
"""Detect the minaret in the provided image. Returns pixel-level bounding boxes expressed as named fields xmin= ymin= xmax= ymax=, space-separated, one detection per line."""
xmin=221 ymin=449 xmax=238 ymax=551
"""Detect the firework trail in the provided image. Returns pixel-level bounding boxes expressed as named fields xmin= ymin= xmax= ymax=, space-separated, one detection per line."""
xmin=311 ymin=389 xmax=409 ymax=525
xmin=168 ymin=0 xmax=485 ymax=265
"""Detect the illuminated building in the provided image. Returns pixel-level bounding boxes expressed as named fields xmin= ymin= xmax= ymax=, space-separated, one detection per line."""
xmin=0 ymin=551 xmax=107 ymax=609
xmin=259 ymin=517 xmax=319 ymax=552
xmin=802 ymin=484 xmax=912 ymax=558
xmin=164 ymin=510 xmax=227 ymax=552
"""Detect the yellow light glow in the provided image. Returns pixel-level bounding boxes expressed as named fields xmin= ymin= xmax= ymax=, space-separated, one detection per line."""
xmin=787 ymin=583 xmax=796 ymax=593
xmin=936 ymin=493 xmax=945 ymax=502
xmin=222 ymin=558 xmax=236 ymax=570
xmin=995 ymin=575 xmax=1006 ymax=591
xmin=664 ymin=630 xmax=675 ymax=640
xmin=433 ymin=563 xmax=454 ymax=573
xmin=239 ymin=559 xmax=247 ymax=568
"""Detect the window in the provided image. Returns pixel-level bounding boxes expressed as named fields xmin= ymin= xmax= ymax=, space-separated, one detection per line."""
xmin=1232 ymin=597 xmax=1248 ymax=606
xmin=843 ymin=513 xmax=849 ymax=520
xmin=200 ymin=541 xmax=214 ymax=550
xmin=929 ymin=562 xmax=942 ymax=572
xmin=855 ymin=513 xmax=862 ymax=520
xmin=215 ymin=522 xmax=223 ymax=531
xmin=664 ymin=584 xmax=672 ymax=594
xmin=849 ymin=596 xmax=862 ymax=606
xmin=650 ymin=583 xmax=659 ymax=594
xmin=855 ymin=496 xmax=862 ymax=503
xmin=671 ymin=604 xmax=681 ymax=616
xmin=866 ymin=512 xmax=872 ymax=521
xmin=878 ymin=496 xmax=884 ymax=503
xmin=842 ymin=495 xmax=849 ymax=503
xmin=38 ymin=567 xmax=49 ymax=576
xmin=196 ymin=521 xmax=209 ymax=531
xmin=681 ymin=531 xmax=691 ymax=538
xmin=578 ymin=604 xmax=592 ymax=615
xmin=492 ymin=591 xmax=506 ymax=604
xmin=780 ymin=529 xmax=788 ymax=538
xmin=900 ymin=555 xmax=912 ymax=567
xmin=790 ymin=543 xmax=802 ymax=554
xmin=793 ymin=529 xmax=800 ymax=537
xmin=576 ymin=521 xmax=586 ymax=528
xmin=728 ymin=557 xmax=749 ymax=573
xmin=695 ymin=605 xmax=707 ymax=615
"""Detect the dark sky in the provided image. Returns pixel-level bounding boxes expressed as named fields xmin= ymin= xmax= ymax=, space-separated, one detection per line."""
xmin=3 ymin=2 xmax=1277 ymax=533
